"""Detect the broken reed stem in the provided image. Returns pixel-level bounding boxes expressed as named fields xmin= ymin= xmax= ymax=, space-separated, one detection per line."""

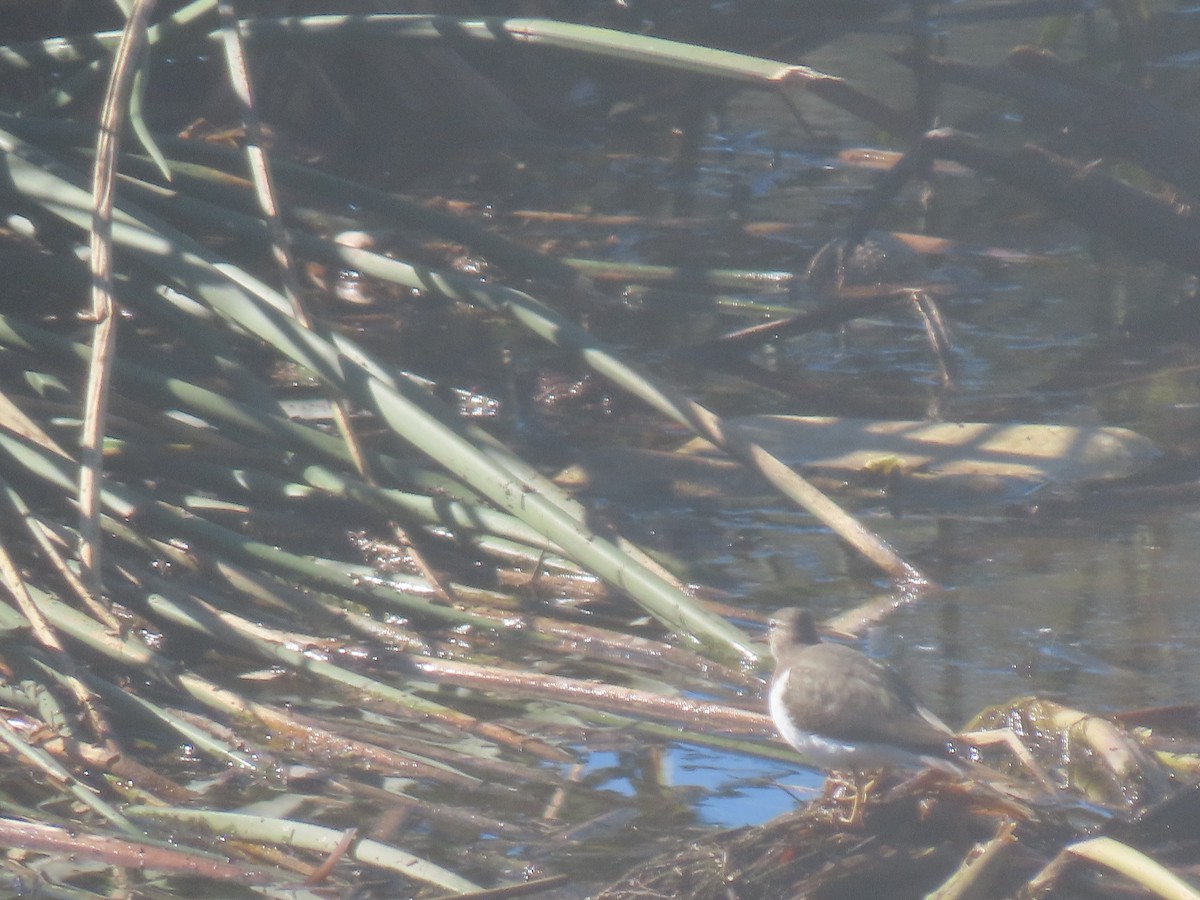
xmin=79 ymin=0 xmax=158 ymax=594
xmin=0 ymin=817 xmax=270 ymax=884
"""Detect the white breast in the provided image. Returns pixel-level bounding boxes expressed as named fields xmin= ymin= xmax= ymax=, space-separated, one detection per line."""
xmin=768 ymin=665 xmax=956 ymax=773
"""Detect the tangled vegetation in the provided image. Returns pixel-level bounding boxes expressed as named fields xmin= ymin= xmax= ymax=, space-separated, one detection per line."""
xmin=0 ymin=1 xmax=1196 ymax=897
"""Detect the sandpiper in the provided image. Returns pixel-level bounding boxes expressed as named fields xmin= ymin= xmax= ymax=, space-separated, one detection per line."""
xmin=766 ymin=607 xmax=961 ymax=775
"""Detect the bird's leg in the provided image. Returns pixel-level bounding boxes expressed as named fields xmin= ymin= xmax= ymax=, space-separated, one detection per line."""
xmin=825 ymin=771 xmax=881 ymax=828
xmin=820 ymin=772 xmax=854 ymax=824
xmin=847 ymin=772 xmax=878 ymax=828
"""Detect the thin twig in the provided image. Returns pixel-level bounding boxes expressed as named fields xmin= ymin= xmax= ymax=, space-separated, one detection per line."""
xmin=79 ymin=0 xmax=159 ymax=594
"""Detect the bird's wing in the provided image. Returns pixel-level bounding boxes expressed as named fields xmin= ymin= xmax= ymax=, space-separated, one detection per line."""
xmin=781 ymin=643 xmax=953 ymax=752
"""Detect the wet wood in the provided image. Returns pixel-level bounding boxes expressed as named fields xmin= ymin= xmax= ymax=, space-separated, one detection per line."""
xmin=901 ymin=46 xmax=1200 ymax=191
xmin=846 ymin=128 xmax=1200 ymax=276
xmin=407 ymin=654 xmax=775 ymax=737
xmin=0 ymin=817 xmax=273 ymax=884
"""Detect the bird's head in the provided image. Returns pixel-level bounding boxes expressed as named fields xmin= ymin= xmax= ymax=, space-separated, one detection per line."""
xmin=767 ymin=607 xmax=821 ymax=660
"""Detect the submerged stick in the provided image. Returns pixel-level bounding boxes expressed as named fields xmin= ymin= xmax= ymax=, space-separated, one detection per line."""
xmin=844 ymin=128 xmax=1200 ymax=277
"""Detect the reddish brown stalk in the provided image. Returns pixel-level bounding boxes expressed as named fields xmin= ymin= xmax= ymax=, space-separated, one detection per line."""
xmin=0 ymin=818 xmax=272 ymax=884
xmin=408 ymin=656 xmax=774 ymax=736
xmin=304 ymin=827 xmax=357 ymax=885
